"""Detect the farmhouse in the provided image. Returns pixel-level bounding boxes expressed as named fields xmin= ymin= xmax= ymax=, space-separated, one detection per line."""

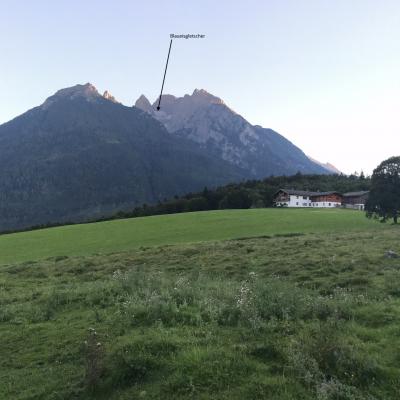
xmin=274 ymin=190 xmax=314 ymax=207
xmin=274 ymin=189 xmax=342 ymax=208
xmin=274 ymin=189 xmax=368 ymax=208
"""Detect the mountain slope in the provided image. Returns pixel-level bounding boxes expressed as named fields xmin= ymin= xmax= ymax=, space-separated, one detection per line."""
xmin=0 ymin=84 xmax=244 ymax=231
xmin=135 ymin=89 xmax=331 ymax=177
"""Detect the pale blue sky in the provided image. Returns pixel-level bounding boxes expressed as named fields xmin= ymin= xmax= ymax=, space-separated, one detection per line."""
xmin=1 ymin=0 xmax=399 ymax=174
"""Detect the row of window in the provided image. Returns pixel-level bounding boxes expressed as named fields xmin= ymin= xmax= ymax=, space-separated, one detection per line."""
xmin=295 ymin=195 xmax=338 ymax=201
xmin=295 ymin=202 xmax=334 ymax=206
xmin=277 ymin=202 xmax=341 ymax=207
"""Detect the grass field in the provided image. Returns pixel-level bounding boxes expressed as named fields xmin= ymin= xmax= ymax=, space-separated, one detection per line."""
xmin=1 ymin=209 xmax=399 ymax=399
xmin=0 ymin=208 xmax=387 ymax=264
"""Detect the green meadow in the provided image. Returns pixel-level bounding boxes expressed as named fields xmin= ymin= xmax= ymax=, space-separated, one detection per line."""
xmin=1 ymin=209 xmax=399 ymax=399
xmin=0 ymin=208 xmax=384 ymax=265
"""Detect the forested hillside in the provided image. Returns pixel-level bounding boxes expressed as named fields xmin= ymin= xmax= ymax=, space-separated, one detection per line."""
xmin=0 ymin=84 xmax=244 ymax=232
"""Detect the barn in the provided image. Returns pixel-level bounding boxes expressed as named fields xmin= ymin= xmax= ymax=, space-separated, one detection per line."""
xmin=309 ymin=192 xmax=343 ymax=208
xmin=342 ymin=191 xmax=370 ymax=210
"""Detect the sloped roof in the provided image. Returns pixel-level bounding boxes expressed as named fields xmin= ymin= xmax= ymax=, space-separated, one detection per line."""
xmin=276 ymin=189 xmax=316 ymax=196
xmin=275 ymin=189 xmax=341 ymax=197
xmin=311 ymin=191 xmax=342 ymax=196
xmin=342 ymin=191 xmax=370 ymax=197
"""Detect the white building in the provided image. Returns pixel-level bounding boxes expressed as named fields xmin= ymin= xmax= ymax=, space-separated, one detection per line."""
xmin=274 ymin=190 xmax=313 ymax=207
xmin=274 ymin=189 xmax=343 ymax=208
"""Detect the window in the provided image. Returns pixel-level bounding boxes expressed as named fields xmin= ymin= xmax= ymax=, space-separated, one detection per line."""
xmin=328 ymin=203 xmax=331 ymax=206
xmin=303 ymin=196 xmax=307 ymax=199
xmin=296 ymin=196 xmax=299 ymax=199
xmin=296 ymin=202 xmax=299 ymax=205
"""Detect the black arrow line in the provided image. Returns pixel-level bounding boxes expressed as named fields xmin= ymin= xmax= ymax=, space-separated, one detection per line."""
xmin=156 ymin=39 xmax=173 ymax=111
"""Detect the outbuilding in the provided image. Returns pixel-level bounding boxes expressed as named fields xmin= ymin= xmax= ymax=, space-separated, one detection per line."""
xmin=309 ymin=192 xmax=342 ymax=208
xmin=342 ymin=191 xmax=370 ymax=210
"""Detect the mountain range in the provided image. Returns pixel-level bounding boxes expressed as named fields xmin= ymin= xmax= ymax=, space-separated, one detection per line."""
xmin=135 ymin=89 xmax=331 ymax=178
xmin=0 ymin=83 xmax=334 ymax=231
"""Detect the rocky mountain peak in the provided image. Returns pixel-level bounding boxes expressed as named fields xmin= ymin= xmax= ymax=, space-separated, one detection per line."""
xmin=134 ymin=89 xmax=234 ymax=134
xmin=308 ymin=156 xmax=342 ymax=174
xmin=135 ymin=89 xmax=225 ymax=116
xmin=55 ymin=83 xmax=99 ymax=99
xmin=102 ymin=90 xmax=119 ymax=103
xmin=155 ymin=94 xmax=177 ymax=107
xmin=134 ymin=95 xmax=153 ymax=112
xmin=191 ymin=88 xmax=224 ymax=105
xmin=42 ymin=83 xmax=101 ymax=109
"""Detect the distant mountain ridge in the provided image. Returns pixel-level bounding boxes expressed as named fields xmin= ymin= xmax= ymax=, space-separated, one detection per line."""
xmin=135 ymin=89 xmax=331 ymax=177
xmin=308 ymin=156 xmax=342 ymax=174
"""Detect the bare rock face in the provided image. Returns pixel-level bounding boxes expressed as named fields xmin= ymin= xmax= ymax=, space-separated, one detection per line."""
xmin=42 ymin=83 xmax=100 ymax=109
xmin=102 ymin=90 xmax=119 ymax=103
xmin=134 ymin=89 xmax=331 ymax=177
xmin=135 ymin=89 xmax=227 ymax=133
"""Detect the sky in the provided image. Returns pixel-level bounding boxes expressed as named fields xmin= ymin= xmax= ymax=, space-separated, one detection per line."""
xmin=1 ymin=0 xmax=399 ymax=174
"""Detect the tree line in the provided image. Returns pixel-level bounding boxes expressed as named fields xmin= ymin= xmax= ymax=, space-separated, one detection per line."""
xmin=2 ymin=155 xmax=399 ymax=235
xmin=103 ymin=172 xmax=371 ymax=221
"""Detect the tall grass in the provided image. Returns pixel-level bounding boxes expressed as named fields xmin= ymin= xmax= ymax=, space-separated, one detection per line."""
xmin=2 ymin=229 xmax=400 ymax=399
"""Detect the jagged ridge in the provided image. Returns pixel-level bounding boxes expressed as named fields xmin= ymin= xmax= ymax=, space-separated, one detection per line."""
xmin=135 ymin=89 xmax=332 ymax=177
